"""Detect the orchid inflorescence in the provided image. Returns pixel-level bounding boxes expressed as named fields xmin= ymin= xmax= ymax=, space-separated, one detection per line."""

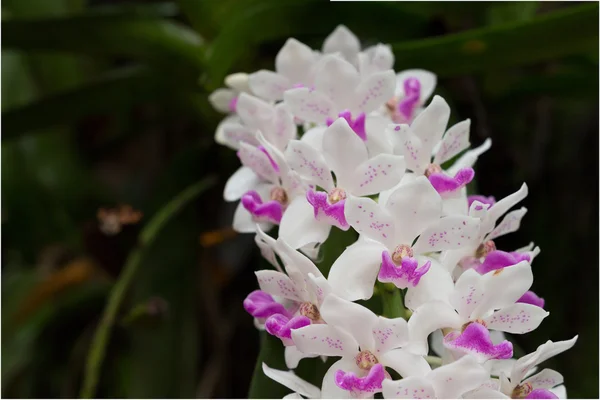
xmin=209 ymin=25 xmax=577 ymax=399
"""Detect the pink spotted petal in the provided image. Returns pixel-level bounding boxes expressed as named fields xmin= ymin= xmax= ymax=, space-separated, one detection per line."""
xmin=243 ymin=290 xmax=291 ymax=319
xmin=443 ymin=323 xmax=513 ymax=362
xmin=428 ymin=167 xmax=475 ymax=195
xmin=476 ymin=250 xmax=531 ymax=275
xmin=241 ymin=191 xmax=284 ymax=224
xmin=517 ymin=291 xmax=545 ymax=309
xmin=265 ymin=314 xmax=311 ymax=346
xmin=257 ymin=145 xmax=280 ymax=172
xmin=306 ymin=190 xmax=349 ymax=230
xmin=334 ymin=363 xmax=386 ymax=396
xmin=468 ymin=195 xmax=496 ymax=208
xmin=378 ymin=252 xmax=431 ymax=289
xmin=526 ymin=389 xmax=559 ymax=399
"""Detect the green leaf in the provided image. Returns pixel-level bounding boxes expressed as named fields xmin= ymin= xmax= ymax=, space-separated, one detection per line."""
xmin=392 ymin=3 xmax=599 ymax=77
xmin=248 ymin=332 xmax=290 ymax=399
xmin=485 ymin=2 xmax=539 ymax=26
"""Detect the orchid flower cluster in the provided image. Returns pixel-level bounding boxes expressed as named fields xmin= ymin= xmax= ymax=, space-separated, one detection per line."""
xmin=209 ymin=26 xmax=577 ymax=399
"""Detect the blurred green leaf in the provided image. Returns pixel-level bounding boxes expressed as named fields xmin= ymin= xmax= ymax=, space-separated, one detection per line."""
xmin=486 ymin=2 xmax=539 ymax=26
xmin=248 ymin=332 xmax=290 ymax=399
xmin=392 ymin=3 xmax=599 ymax=76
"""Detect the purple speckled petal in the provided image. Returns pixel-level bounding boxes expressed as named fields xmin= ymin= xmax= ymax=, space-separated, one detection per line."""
xmin=334 ymin=363 xmax=385 ymax=396
xmin=476 ymin=250 xmax=531 ymax=275
xmin=243 ymin=290 xmax=290 ymax=319
xmin=326 ymin=110 xmax=367 ymax=141
xmin=378 ymin=252 xmax=430 ymax=289
xmin=265 ymin=314 xmax=311 ymax=346
xmin=257 ymin=145 xmax=280 ymax=173
xmin=428 ymin=167 xmax=475 ymax=195
xmin=443 ymin=322 xmax=513 ymax=362
xmin=241 ymin=190 xmax=284 ymax=224
xmin=467 ymin=195 xmax=496 ymax=208
xmin=306 ymin=190 xmax=349 ymax=230
xmin=526 ymin=389 xmax=559 ymax=399
xmin=517 ymin=290 xmax=545 ymax=309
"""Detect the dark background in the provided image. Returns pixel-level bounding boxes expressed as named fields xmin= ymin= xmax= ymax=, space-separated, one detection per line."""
xmin=1 ymin=0 xmax=598 ymax=398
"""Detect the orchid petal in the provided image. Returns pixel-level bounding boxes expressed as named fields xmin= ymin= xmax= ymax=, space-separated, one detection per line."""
xmin=446 ymin=138 xmax=492 ymax=176
xmin=248 ymin=70 xmax=291 ymax=101
xmin=395 ymin=69 xmax=437 ymax=104
xmin=322 ymin=118 xmax=369 ymax=187
xmin=382 ymin=376 xmax=436 ymax=399
xmin=412 ymin=215 xmax=480 ymax=255
xmin=291 ymin=324 xmax=359 ymax=357
xmin=315 ymin=55 xmax=360 ymax=110
xmin=405 ymin=258 xmax=454 ymax=310
xmin=284 ymin=87 xmax=336 ymax=123
xmin=433 ymin=119 xmax=471 ymax=165
xmin=443 ymin=323 xmax=513 ymax=363
xmin=320 ymin=294 xmax=378 ymax=351
xmin=372 ymin=316 xmax=409 ymax=355
xmin=209 ymin=88 xmax=236 ymax=113
xmin=348 ymin=154 xmax=406 ymax=197
xmin=322 ymin=358 xmax=360 ymax=399
xmin=487 ymin=207 xmax=528 ymax=241
xmin=407 ymin=300 xmax=462 ymax=355
xmin=354 ymin=70 xmax=396 ymax=114
xmin=410 ymin=95 xmax=450 ymax=157
xmin=429 ymin=355 xmax=489 ymax=399
xmin=262 ymin=363 xmax=322 ymax=399
xmin=255 ymin=270 xmax=305 ymax=302
xmin=276 ymin=38 xmax=318 ymax=85
xmin=224 ymin=166 xmax=261 ymax=202
xmin=279 ymin=196 xmax=332 ymax=249
xmin=379 ymin=348 xmax=431 ymax=378
xmin=524 ymin=369 xmax=564 ymax=391
xmin=285 ymin=140 xmax=335 ymax=191
xmin=322 ymin=25 xmax=361 ymax=65
xmin=345 ymin=196 xmax=395 ymax=248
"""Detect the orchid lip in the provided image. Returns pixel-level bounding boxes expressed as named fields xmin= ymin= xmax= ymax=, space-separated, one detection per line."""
xmin=326 ymin=110 xmax=367 ymax=141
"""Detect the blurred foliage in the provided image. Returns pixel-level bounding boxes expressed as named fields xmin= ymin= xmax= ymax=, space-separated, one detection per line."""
xmin=1 ymin=0 xmax=598 ymax=398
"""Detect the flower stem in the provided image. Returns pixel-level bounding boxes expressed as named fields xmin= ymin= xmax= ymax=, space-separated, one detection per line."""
xmin=425 ymin=355 xmax=442 ymax=367
xmin=80 ymin=177 xmax=216 ymax=398
xmin=377 ymin=282 xmax=408 ymax=319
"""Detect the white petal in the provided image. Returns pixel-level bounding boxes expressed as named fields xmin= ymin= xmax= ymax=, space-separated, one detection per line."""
xmin=218 ymin=122 xmax=259 ymax=150
xmin=365 ymin=115 xmax=394 ymax=156
xmin=262 ymin=363 xmax=322 ymax=399
xmin=266 ymin=103 xmax=298 ymax=151
xmin=322 ymin=25 xmax=361 ymax=65
xmin=487 ymin=207 xmax=527 ymax=241
xmin=446 ymin=138 xmax=492 ymax=176
xmin=348 ymin=153 xmax=406 ymax=197
xmin=395 ymin=69 xmax=437 ymax=104
xmin=209 ymin=88 xmax=236 ymax=113
xmin=372 ymin=317 xmax=409 ymax=355
xmin=215 ymin=114 xmax=242 ymax=147
xmin=327 ymin=237 xmax=386 ymax=301
xmin=279 ymin=197 xmax=332 ymax=249
xmin=429 ymin=355 xmax=489 ymax=399
xmin=511 ymin=336 xmax=578 ymax=385
xmin=321 ymin=358 xmax=359 ymax=399
xmin=484 ymin=303 xmax=549 ymax=334
xmin=248 ymin=70 xmax=291 ymax=101
xmin=450 ymin=269 xmax=484 ymax=320
xmin=284 ymin=345 xmax=320 ymax=370
xmin=224 ymin=166 xmax=261 ymax=201
xmin=320 ymin=294 xmax=378 ymax=351
xmin=236 ymin=92 xmax=274 ymax=128
xmin=393 ymin=124 xmax=428 ymax=174
xmin=237 ymin=142 xmax=278 ymax=183
xmin=322 ymin=118 xmax=369 ymax=187
xmin=482 ymin=183 xmax=528 ymax=236
xmin=354 ymin=70 xmax=396 ymax=114
xmin=379 ymin=349 xmax=431 ymax=378
xmin=410 ymin=95 xmax=450 ymax=157
xmin=225 ymin=72 xmax=250 ymax=92
xmin=285 ymin=140 xmax=334 ymax=191
xmin=407 ymin=300 xmax=462 ymax=355
xmin=441 ymin=188 xmax=469 ymax=216
xmin=282 ymin=393 xmax=303 ymax=399
xmin=550 ymin=384 xmax=567 ymax=399
xmin=358 ymin=44 xmax=394 ymax=76
xmin=255 ymin=270 xmax=305 ymax=302
xmin=291 ymin=324 xmax=359 ymax=357
xmin=284 ymin=87 xmax=336 ymax=124
xmin=383 ymin=176 xmax=443 ymax=243
xmin=255 ymin=225 xmax=283 ymax=272
xmin=275 ymin=238 xmax=323 ymax=279
xmin=300 ymin=125 xmax=326 ymax=152
xmin=344 ymin=196 xmax=395 ymax=248
xmin=315 ymin=54 xmax=360 ymax=110
xmin=523 ymin=368 xmax=564 ymax=390
xmin=382 ymin=376 xmax=436 ymax=399
xmin=463 ymin=386 xmax=508 ymax=399
xmin=233 ymin=201 xmax=273 ymax=234
xmin=276 ymin=38 xmax=318 ymax=85
xmin=412 ymin=215 xmax=480 ymax=255
xmin=433 ymin=119 xmax=471 ymax=165
xmin=405 ymin=258 xmax=454 ymax=310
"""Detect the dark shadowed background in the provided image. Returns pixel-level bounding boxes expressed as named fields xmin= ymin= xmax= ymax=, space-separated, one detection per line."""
xmin=1 ymin=0 xmax=598 ymax=398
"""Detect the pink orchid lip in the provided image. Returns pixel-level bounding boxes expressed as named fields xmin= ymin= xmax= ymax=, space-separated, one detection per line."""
xmin=334 ymin=363 xmax=386 ymax=395
xmin=517 ymin=290 xmax=545 ymax=309
xmin=264 ymin=313 xmax=311 ymax=346
xmin=378 ymin=251 xmax=430 ymax=288
xmin=326 ymin=110 xmax=367 ymax=141
xmin=427 ymin=167 xmax=475 ymax=195
xmin=524 ymin=389 xmax=559 ymax=399
xmin=397 ymin=77 xmax=421 ymax=122
xmin=228 ymin=95 xmax=239 ymax=113
xmin=468 ymin=194 xmax=496 ymax=208
xmin=241 ymin=190 xmax=284 ymax=224
xmin=443 ymin=322 xmax=513 ymax=361
xmin=306 ymin=189 xmax=350 ymax=230
xmin=476 ymin=250 xmax=531 ymax=275
xmin=243 ymin=290 xmax=291 ymax=319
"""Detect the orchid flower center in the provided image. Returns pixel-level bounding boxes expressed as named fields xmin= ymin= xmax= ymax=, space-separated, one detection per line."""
xmin=355 ymin=350 xmax=378 ymax=370
xmin=424 ymin=163 xmax=443 ymax=177
xmin=298 ymin=302 xmax=321 ymax=322
xmin=391 ymin=244 xmax=413 ymax=265
xmin=328 ymin=188 xmax=347 ymax=204
xmin=512 ymin=382 xmax=533 ymax=399
xmin=475 ymin=240 xmax=497 ymax=258
xmin=270 ymin=187 xmax=289 ymax=205
xmin=461 ymin=319 xmax=487 ymax=333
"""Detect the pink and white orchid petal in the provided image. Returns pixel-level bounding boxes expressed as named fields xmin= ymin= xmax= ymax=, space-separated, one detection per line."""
xmin=209 ymin=88 xmax=236 ymax=113
xmin=268 ymin=103 xmax=298 ymax=151
xmin=236 ymin=92 xmax=274 ymax=128
xmin=487 ymin=207 xmax=528 ymax=241
xmin=471 ymin=261 xmax=533 ymax=320
xmin=429 ymin=355 xmax=489 ymax=399
xmin=322 ymin=25 xmax=361 ymax=65
xmin=433 ymin=119 xmax=471 ymax=165
xmin=292 ymin=324 xmax=359 ymax=358
xmin=276 ymin=38 xmax=318 ymax=85
xmin=238 ymin=142 xmax=279 ymax=183
xmin=218 ymin=123 xmax=260 ymax=150
xmin=279 ymin=196 xmax=332 ymax=249
xmin=379 ymin=348 xmax=431 ymax=378
xmin=233 ymin=195 xmax=274 ymax=233
xmin=322 ymin=118 xmax=369 ymax=187
xmin=284 ymin=87 xmax=336 ymax=124
xmin=464 ymin=386 xmax=509 ymax=399
xmin=550 ymin=385 xmax=567 ymax=399
xmin=348 ymin=154 xmax=406 ymax=197
xmin=275 ymin=238 xmax=323 ymax=279
xmin=407 ymin=300 xmax=462 ymax=355
xmin=300 ymin=125 xmax=326 ymax=152
xmin=524 ymin=369 xmax=564 ymax=391
xmin=248 ymin=70 xmax=291 ymax=101
xmin=364 ymin=115 xmax=394 ymax=156
xmin=255 ymin=225 xmax=282 ymax=272
xmin=443 ymin=323 xmax=513 ymax=363
xmin=262 ymin=363 xmax=322 ymax=399
xmin=225 ymin=72 xmax=250 ymax=92
xmin=255 ymin=270 xmax=305 ymax=302
xmin=441 ymin=188 xmax=469 ymax=216
xmin=344 ymin=196 xmax=396 ymax=248
xmin=412 ymin=215 xmax=480 ymax=255
xmin=224 ymin=166 xmax=261 ymax=202
xmin=410 ymin=95 xmax=450 ymax=157
xmin=394 ymin=124 xmax=428 ymax=174
xmin=354 ymin=70 xmax=396 ymax=114
xmin=320 ymin=294 xmax=378 ymax=351
xmin=484 ymin=303 xmax=549 ymax=334
xmin=382 ymin=376 xmax=436 ymax=399
xmin=451 ymin=269 xmax=485 ymax=320
xmin=307 ymin=273 xmax=332 ymax=306
xmin=282 ymin=393 xmax=303 ymax=399
xmin=446 ymin=138 xmax=492 ymax=176
xmin=315 ymin=55 xmax=360 ymax=110
xmin=328 ymin=237 xmax=386 ymax=301
xmin=285 ymin=140 xmax=335 ymax=191
xmin=322 ymin=358 xmax=360 ymax=399
xmin=358 ymin=44 xmax=394 ymax=76
xmin=372 ymin=316 xmax=409 ymax=355
xmin=405 ymin=258 xmax=454 ymax=311
xmin=395 ymin=69 xmax=437 ymax=104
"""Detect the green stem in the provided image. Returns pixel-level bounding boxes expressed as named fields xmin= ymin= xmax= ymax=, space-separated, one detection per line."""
xmin=80 ymin=177 xmax=215 ymax=398
xmin=424 ymin=355 xmax=442 ymax=367
xmin=377 ymin=282 xmax=407 ymax=319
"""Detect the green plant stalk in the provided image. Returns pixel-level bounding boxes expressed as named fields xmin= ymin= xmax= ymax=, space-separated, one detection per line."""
xmin=80 ymin=176 xmax=216 ymax=398
xmin=377 ymin=282 xmax=407 ymax=319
